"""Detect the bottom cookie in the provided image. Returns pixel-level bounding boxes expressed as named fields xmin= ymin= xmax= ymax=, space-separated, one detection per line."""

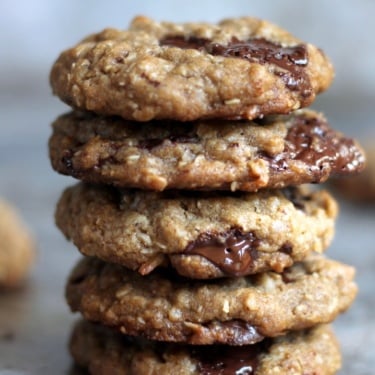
xmin=70 ymin=320 xmax=341 ymax=375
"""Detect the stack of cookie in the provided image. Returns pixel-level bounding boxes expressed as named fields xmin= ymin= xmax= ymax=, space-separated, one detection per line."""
xmin=49 ymin=16 xmax=365 ymax=374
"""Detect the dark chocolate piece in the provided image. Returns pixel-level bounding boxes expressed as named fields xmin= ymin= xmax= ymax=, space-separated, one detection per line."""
xmin=185 ymin=229 xmax=260 ymax=277
xmin=160 ymin=36 xmax=311 ymax=96
xmin=192 ymin=342 xmax=263 ymax=375
xmin=264 ymin=114 xmax=365 ymax=182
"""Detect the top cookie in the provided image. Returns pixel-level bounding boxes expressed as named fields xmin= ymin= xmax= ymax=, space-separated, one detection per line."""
xmin=50 ymin=16 xmax=334 ymax=121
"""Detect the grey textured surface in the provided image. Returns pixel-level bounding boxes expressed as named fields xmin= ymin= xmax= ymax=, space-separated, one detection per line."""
xmin=0 ymin=1 xmax=374 ymax=373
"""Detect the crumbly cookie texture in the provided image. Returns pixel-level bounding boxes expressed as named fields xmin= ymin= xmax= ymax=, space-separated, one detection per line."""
xmin=0 ymin=199 xmax=35 ymax=288
xmin=66 ymin=255 xmax=356 ymax=345
xmin=50 ymin=16 xmax=334 ymax=122
xmin=56 ymin=183 xmax=337 ymax=279
xmin=49 ymin=109 xmax=365 ymax=192
xmin=70 ymin=320 xmax=341 ymax=375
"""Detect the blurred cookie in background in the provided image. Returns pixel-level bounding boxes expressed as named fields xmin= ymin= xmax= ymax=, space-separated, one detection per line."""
xmin=0 ymin=198 xmax=35 ymax=289
xmin=330 ymin=142 xmax=374 ymax=203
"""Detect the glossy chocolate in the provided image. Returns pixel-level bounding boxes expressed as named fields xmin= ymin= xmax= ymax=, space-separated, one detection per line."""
xmin=218 ymin=320 xmax=264 ymax=345
xmin=160 ymin=36 xmax=311 ymax=96
xmin=192 ymin=340 xmax=267 ymax=375
xmin=195 ymin=347 xmax=259 ymax=375
xmin=265 ymin=114 xmax=365 ymax=182
xmin=185 ymin=229 xmax=260 ymax=276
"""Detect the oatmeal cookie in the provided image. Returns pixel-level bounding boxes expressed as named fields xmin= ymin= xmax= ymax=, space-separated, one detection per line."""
xmin=66 ymin=255 xmax=356 ymax=345
xmin=56 ymin=183 xmax=337 ymax=278
xmin=50 ymin=16 xmax=334 ymax=121
xmin=49 ymin=109 xmax=365 ymax=191
xmin=0 ymin=198 xmax=35 ymax=288
xmin=70 ymin=320 xmax=341 ymax=375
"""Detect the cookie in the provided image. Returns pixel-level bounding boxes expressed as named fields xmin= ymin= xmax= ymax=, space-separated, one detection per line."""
xmin=50 ymin=16 xmax=334 ymax=122
xmin=49 ymin=109 xmax=366 ymax=192
xmin=70 ymin=320 xmax=341 ymax=375
xmin=331 ymin=142 xmax=374 ymax=202
xmin=56 ymin=183 xmax=337 ymax=279
xmin=0 ymin=198 xmax=35 ymax=288
xmin=66 ymin=255 xmax=356 ymax=345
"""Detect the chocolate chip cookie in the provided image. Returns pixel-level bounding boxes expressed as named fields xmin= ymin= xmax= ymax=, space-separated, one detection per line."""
xmin=56 ymin=183 xmax=337 ymax=279
xmin=0 ymin=198 xmax=35 ymax=288
xmin=49 ymin=109 xmax=365 ymax=191
xmin=66 ymin=255 xmax=356 ymax=345
xmin=70 ymin=320 xmax=341 ymax=375
xmin=50 ymin=16 xmax=334 ymax=122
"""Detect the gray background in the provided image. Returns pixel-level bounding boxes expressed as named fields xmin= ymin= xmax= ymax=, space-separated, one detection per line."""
xmin=0 ymin=1 xmax=374 ymax=374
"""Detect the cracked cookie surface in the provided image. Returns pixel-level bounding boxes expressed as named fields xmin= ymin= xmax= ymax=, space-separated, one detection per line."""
xmin=70 ymin=320 xmax=341 ymax=375
xmin=49 ymin=109 xmax=365 ymax=191
xmin=56 ymin=183 xmax=337 ymax=279
xmin=66 ymin=255 xmax=356 ymax=345
xmin=50 ymin=16 xmax=334 ymax=121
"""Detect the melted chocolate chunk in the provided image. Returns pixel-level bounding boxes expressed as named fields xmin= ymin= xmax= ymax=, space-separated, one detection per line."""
xmin=185 ymin=229 xmax=260 ymax=276
xmin=160 ymin=35 xmax=311 ymax=96
xmin=213 ymin=37 xmax=306 ymax=64
xmin=218 ymin=320 xmax=264 ymax=345
xmin=263 ymin=114 xmax=365 ymax=182
xmin=192 ymin=340 xmax=268 ymax=375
